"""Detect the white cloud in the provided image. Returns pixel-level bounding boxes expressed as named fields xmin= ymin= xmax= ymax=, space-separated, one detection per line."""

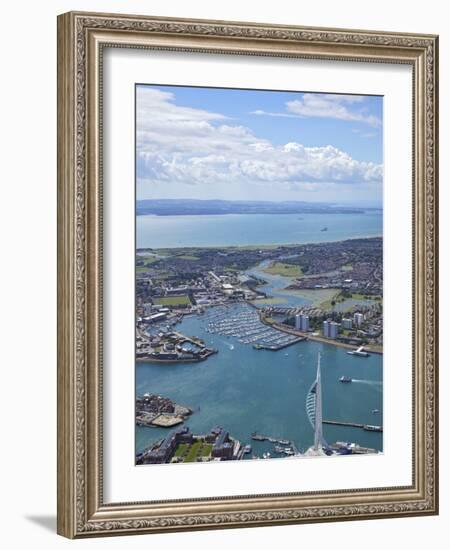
xmin=252 ymin=93 xmax=381 ymax=128
xmin=137 ymin=87 xmax=383 ymax=195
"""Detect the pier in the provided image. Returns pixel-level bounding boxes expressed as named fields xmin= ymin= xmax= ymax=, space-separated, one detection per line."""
xmin=323 ymin=420 xmax=383 ymax=432
xmin=254 ymin=336 xmax=305 ymax=351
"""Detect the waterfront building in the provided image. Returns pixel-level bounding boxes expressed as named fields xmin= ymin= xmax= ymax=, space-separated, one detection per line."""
xmin=329 ymin=321 xmax=339 ymax=339
xmin=354 ymin=312 xmax=364 ymax=327
xmin=143 ymin=427 xmax=192 ymax=464
xmin=140 ymin=425 xmax=239 ymax=464
xmin=323 ymin=320 xmax=330 ymax=338
xmin=342 ymin=317 xmax=353 ymax=330
xmin=296 ymin=313 xmax=310 ymax=332
xmin=301 ymin=315 xmax=310 ymax=332
xmin=211 ymin=427 xmax=234 ymax=459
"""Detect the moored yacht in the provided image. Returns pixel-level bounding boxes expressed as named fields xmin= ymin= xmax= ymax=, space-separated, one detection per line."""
xmin=347 ymin=345 xmax=369 ymax=357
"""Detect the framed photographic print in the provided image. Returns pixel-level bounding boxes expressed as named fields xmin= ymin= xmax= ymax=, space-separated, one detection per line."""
xmin=57 ymin=11 xmax=439 ymax=538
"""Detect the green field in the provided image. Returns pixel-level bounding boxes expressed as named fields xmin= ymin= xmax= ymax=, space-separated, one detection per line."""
xmin=198 ymin=444 xmax=213 ymax=457
xmin=174 ymin=442 xmax=213 ymax=463
xmin=184 ymin=441 xmax=202 ymax=463
xmin=136 ymin=255 xmax=159 ymax=270
xmin=174 ymin=443 xmax=189 ymax=458
xmin=153 ymin=295 xmax=191 ymax=307
xmin=349 ymin=292 xmax=380 ymax=300
xmin=177 ymin=255 xmax=200 ymax=260
xmin=263 ymin=261 xmax=303 ymax=277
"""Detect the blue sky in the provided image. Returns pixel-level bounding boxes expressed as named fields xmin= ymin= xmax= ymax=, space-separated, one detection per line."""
xmin=136 ymin=84 xmax=383 ymax=205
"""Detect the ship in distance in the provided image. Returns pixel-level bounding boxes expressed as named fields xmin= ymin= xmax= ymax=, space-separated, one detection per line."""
xmin=339 ymin=376 xmax=353 ymax=383
xmin=347 ymin=345 xmax=370 ymax=357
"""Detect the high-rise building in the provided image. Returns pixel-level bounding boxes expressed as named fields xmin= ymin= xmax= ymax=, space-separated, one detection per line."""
xmin=323 ymin=320 xmax=330 ymax=338
xmin=329 ymin=321 xmax=339 ymax=339
xmin=342 ymin=317 xmax=353 ymax=330
xmin=296 ymin=313 xmax=310 ymax=332
xmin=354 ymin=312 xmax=364 ymax=327
xmin=301 ymin=315 xmax=310 ymax=332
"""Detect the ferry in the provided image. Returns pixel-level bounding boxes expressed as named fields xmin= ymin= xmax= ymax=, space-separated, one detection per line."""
xmin=347 ymin=345 xmax=370 ymax=357
xmin=339 ymin=376 xmax=353 ymax=383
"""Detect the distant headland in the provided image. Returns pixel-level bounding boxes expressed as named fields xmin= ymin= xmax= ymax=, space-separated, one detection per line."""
xmin=136 ymin=199 xmax=378 ymax=217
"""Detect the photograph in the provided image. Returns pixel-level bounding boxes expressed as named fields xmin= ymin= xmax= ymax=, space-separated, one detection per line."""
xmin=134 ymin=84 xmax=384 ymax=466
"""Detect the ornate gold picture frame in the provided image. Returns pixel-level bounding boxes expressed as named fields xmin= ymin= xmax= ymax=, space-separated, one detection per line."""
xmin=57 ymin=11 xmax=438 ymax=538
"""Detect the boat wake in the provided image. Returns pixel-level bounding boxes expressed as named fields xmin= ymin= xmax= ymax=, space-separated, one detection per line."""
xmin=352 ymin=379 xmax=382 ymax=386
xmin=219 ymin=339 xmax=234 ymax=350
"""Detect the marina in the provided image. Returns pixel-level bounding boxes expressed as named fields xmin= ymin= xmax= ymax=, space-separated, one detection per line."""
xmin=204 ymin=304 xmax=302 ymax=349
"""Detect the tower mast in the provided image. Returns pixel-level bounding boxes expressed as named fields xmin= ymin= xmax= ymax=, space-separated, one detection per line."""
xmin=313 ymin=352 xmax=324 ymax=451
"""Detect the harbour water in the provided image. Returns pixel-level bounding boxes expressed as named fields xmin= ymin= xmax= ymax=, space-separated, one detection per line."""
xmin=136 ymin=304 xmax=383 ymax=456
xmin=137 ymin=211 xmax=382 ymax=249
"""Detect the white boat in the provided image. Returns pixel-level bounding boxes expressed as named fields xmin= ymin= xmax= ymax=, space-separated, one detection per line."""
xmin=347 ymin=345 xmax=370 ymax=357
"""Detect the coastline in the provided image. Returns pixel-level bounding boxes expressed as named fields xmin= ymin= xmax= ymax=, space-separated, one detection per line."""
xmin=139 ymin=234 xmax=383 ymax=253
xmin=258 ymin=313 xmax=383 ymax=355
